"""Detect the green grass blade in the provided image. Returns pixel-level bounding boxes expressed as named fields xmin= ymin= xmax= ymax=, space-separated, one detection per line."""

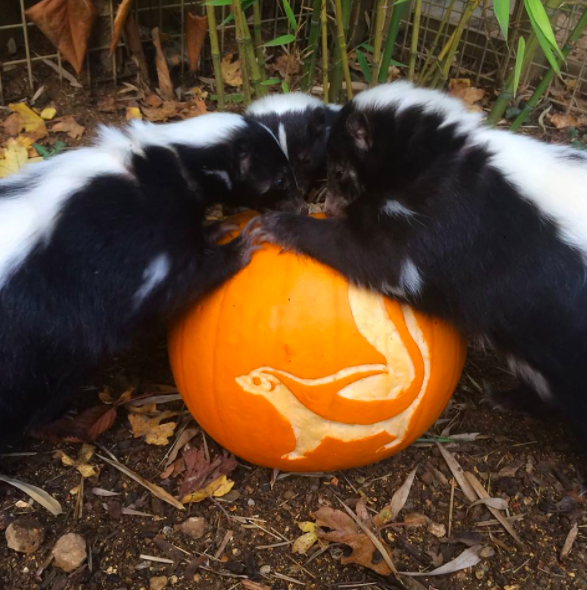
xmin=261 ymin=77 xmax=282 ymax=85
xmin=263 ymin=34 xmax=296 ymax=47
xmin=533 ymin=23 xmax=561 ymax=73
xmin=493 ymin=0 xmax=510 ymax=40
xmin=205 ymin=0 xmax=232 ymax=5
xmin=356 ymin=50 xmax=372 ymax=83
xmin=282 ymin=81 xmax=290 ymax=93
xmin=282 ymin=0 xmax=297 ymax=30
xmin=513 ymin=36 xmax=526 ymax=96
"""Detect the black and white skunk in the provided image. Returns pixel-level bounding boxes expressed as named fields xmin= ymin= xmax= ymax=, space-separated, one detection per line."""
xmin=246 ymin=92 xmax=341 ymax=195
xmin=253 ymin=81 xmax=587 ymax=451
xmin=0 ymin=113 xmax=299 ymax=447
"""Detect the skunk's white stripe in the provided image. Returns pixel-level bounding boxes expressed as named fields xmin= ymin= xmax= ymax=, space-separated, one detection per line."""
xmin=278 ymin=123 xmax=288 ymax=158
xmin=247 ymin=92 xmax=324 ymax=116
xmin=399 ymin=258 xmax=423 ymax=297
xmin=383 ymin=200 xmax=414 ymax=218
xmin=135 ymin=253 xmax=170 ymax=305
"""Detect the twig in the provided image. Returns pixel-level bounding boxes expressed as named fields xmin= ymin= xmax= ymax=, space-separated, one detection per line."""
xmin=448 ymin=477 xmax=455 ymax=537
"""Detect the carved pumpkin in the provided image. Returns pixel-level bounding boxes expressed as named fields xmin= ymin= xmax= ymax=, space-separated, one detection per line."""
xmin=168 ymin=212 xmax=467 ymax=471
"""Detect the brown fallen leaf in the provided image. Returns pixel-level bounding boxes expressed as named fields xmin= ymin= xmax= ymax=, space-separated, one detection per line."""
xmin=399 ymin=512 xmax=429 ymax=527
xmin=128 ymin=410 xmax=178 ymax=446
xmin=469 ymin=497 xmax=508 ymax=511
xmin=551 ymin=113 xmax=579 ymax=129
xmin=271 ymin=54 xmax=301 ymax=82
xmin=0 ymin=137 xmax=43 ymax=179
xmin=3 ymin=103 xmax=48 ymax=141
xmin=163 ymin=427 xmax=199 ymax=469
xmin=496 ymin=461 xmax=524 ymax=479
xmin=178 ymin=447 xmax=237 ymax=498
xmin=26 ymin=0 xmax=96 ymax=73
xmin=374 ymin=465 xmax=418 ymax=526
xmin=186 ymin=13 xmax=208 ymax=72
xmin=31 ymin=404 xmax=117 ymax=443
xmin=54 ymin=444 xmax=98 ymax=478
xmin=181 ymin=474 xmax=234 ymax=503
xmin=401 ymin=545 xmax=482 ymax=576
xmin=560 ymin=522 xmax=578 ymax=560
xmin=315 ymin=506 xmax=392 ymax=576
xmin=141 ymin=101 xmax=180 ymax=122
xmin=152 ymin=27 xmax=175 ymax=100
xmin=221 ymin=54 xmax=243 ymax=87
xmin=449 ymin=79 xmax=485 ymax=111
xmin=110 ymin=0 xmax=134 ymax=53
xmin=52 ymin=116 xmax=85 ymax=139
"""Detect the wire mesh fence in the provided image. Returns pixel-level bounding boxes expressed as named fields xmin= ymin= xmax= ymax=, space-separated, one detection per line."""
xmin=1 ymin=0 xmax=586 ymax=114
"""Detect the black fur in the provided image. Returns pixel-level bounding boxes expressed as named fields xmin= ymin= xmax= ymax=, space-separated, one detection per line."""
xmin=253 ymin=92 xmax=587 ymax=454
xmin=0 ymin=116 xmax=298 ymax=447
xmin=247 ymin=100 xmax=340 ymax=195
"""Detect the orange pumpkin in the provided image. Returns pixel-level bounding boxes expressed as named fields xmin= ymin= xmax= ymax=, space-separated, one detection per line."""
xmin=168 ymin=212 xmax=467 ymax=471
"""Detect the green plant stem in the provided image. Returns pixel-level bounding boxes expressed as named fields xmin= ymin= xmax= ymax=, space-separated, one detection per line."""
xmin=408 ymin=0 xmax=423 ymax=81
xmin=511 ymin=6 xmax=587 ymax=130
xmin=252 ymin=0 xmax=266 ymax=82
xmin=232 ymin=1 xmax=251 ymax=104
xmin=370 ymin=0 xmax=388 ymax=87
xmin=233 ymin=0 xmax=264 ymax=101
xmin=430 ymin=0 xmax=481 ymax=88
xmin=334 ymin=0 xmax=354 ymax=100
xmin=330 ymin=0 xmax=352 ymax=102
xmin=420 ymin=0 xmax=458 ymax=84
xmin=377 ymin=1 xmax=409 ymax=83
xmin=486 ymin=0 xmax=564 ymax=125
xmin=321 ymin=0 xmax=329 ymax=102
xmin=206 ymin=4 xmax=225 ymax=110
xmin=301 ymin=0 xmax=323 ymax=92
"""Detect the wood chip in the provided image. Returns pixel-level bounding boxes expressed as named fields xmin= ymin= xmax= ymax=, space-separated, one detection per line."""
xmin=465 ymin=471 xmax=522 ymax=546
xmin=214 ymin=530 xmax=233 ymax=559
xmin=560 ymin=523 xmax=578 ymax=560
xmin=436 ymin=443 xmax=477 ymax=502
xmin=97 ymin=453 xmax=184 ymax=511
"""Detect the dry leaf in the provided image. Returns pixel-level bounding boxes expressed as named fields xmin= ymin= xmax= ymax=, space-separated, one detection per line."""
xmin=0 ymin=475 xmax=63 ymax=515
xmin=110 ymin=0 xmax=134 ymax=53
xmin=181 ymin=474 xmax=235 ymax=503
xmin=186 ymin=13 xmax=208 ymax=72
xmin=152 ymin=27 xmax=174 ymax=100
xmin=54 ymin=443 xmax=98 ymax=478
xmin=355 ymin=497 xmax=373 ymax=529
xmin=496 ymin=461 xmax=524 ymax=478
xmin=0 ymin=138 xmax=43 ymax=179
xmin=560 ymin=522 xmax=578 ymax=560
xmin=272 ymin=54 xmax=301 ymax=82
xmin=97 ymin=453 xmax=185 ymax=510
xmin=141 ymin=101 xmax=180 ymax=122
xmin=128 ymin=411 xmax=178 ymax=446
xmin=52 ymin=116 xmax=85 ymax=139
xmin=26 ymin=0 xmax=96 ymax=73
xmin=401 ymin=545 xmax=482 ymax=576
xmin=449 ymin=78 xmax=485 ymax=110
xmin=3 ymin=103 xmax=48 ymax=140
xmin=292 ymin=522 xmax=318 ymax=555
xmin=178 ymin=448 xmax=237 ymax=498
xmin=242 ymin=581 xmax=272 ymax=590
xmin=401 ymin=512 xmax=429 ymax=527
xmin=164 ymin=427 xmax=199 ymax=469
xmin=221 ymin=54 xmax=243 ymax=87
xmin=374 ymin=465 xmax=418 ymax=526
xmin=31 ymin=404 xmax=117 ymax=443
xmin=126 ymin=106 xmax=142 ymax=120
xmin=40 ymin=107 xmax=57 ymax=120
xmin=551 ymin=113 xmax=578 ymax=129
xmin=470 ymin=497 xmax=508 ymax=511
xmin=315 ymin=507 xmax=392 ymax=576
xmin=436 ymin=443 xmax=477 ymax=502
xmin=91 ymin=488 xmax=120 ymax=497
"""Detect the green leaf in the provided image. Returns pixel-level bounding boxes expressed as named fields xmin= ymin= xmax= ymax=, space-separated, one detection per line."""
xmin=524 ymin=0 xmax=564 ymax=59
xmin=390 ymin=59 xmax=407 ymax=67
xmin=262 ymin=34 xmax=295 ymax=47
xmin=32 ymin=143 xmax=51 ymax=159
xmin=282 ymin=0 xmax=297 ymax=31
xmin=219 ymin=0 xmax=255 ymax=26
xmin=493 ymin=0 xmax=510 ymax=40
xmin=358 ymin=42 xmax=374 ymax=53
xmin=532 ymin=23 xmax=561 ymax=74
xmin=205 ymin=0 xmax=232 ymax=5
xmin=282 ymin=81 xmax=290 ymax=93
xmin=356 ymin=50 xmax=372 ymax=83
xmin=512 ymin=36 xmax=525 ymax=97
xmin=261 ymin=77 xmax=282 ymax=85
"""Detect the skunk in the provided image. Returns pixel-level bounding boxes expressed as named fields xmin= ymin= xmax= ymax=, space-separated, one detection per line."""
xmin=0 ymin=113 xmax=299 ymax=446
xmin=247 ymin=92 xmax=341 ymax=195
xmin=252 ymin=81 xmax=587 ymax=452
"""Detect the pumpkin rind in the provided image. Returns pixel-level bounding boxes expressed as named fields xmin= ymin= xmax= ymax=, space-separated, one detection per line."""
xmin=168 ymin=212 xmax=467 ymax=471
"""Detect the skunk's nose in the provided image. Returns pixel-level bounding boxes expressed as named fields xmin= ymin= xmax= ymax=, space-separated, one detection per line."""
xmin=298 ymin=203 xmax=310 ymax=215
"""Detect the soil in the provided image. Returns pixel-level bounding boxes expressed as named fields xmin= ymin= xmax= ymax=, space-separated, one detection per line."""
xmin=1 ymin=81 xmax=587 ymax=590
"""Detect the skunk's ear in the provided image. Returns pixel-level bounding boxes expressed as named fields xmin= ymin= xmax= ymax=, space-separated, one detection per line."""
xmin=234 ymin=139 xmax=252 ymax=176
xmin=346 ymin=111 xmax=372 ymax=151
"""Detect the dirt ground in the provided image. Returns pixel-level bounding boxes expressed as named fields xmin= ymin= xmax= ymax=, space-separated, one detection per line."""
xmin=1 ymin=80 xmax=587 ymax=590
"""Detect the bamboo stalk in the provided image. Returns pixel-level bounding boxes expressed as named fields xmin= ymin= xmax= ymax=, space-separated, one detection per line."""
xmin=377 ymin=1 xmax=409 ymax=83
xmin=301 ymin=0 xmax=323 ymax=92
xmin=330 ymin=0 xmax=352 ymax=102
xmin=321 ymin=0 xmax=329 ymax=103
xmin=232 ymin=0 xmax=253 ymax=103
xmin=370 ymin=0 xmax=388 ymax=87
xmin=252 ymin=0 xmax=266 ymax=82
xmin=334 ymin=0 xmax=354 ymax=100
xmin=206 ymin=4 xmax=224 ymax=110
xmin=420 ymin=0 xmax=458 ymax=84
xmin=486 ymin=0 xmax=564 ymax=125
xmin=511 ymin=7 xmax=587 ymax=130
xmin=430 ymin=0 xmax=481 ymax=88
xmin=408 ymin=0 xmax=423 ymax=81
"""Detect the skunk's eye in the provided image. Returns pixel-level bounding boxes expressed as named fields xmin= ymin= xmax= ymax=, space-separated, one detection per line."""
xmin=335 ymin=169 xmax=344 ymax=180
xmin=275 ymin=177 xmax=285 ymax=187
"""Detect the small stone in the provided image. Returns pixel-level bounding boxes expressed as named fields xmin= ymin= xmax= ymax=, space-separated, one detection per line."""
xmin=178 ymin=517 xmax=206 ymax=540
xmin=475 ymin=569 xmax=485 ymax=580
xmin=6 ymin=517 xmax=45 ymax=554
xmin=260 ymin=565 xmax=271 ymax=575
xmin=480 ymin=546 xmax=496 ymax=559
xmin=283 ymin=490 xmax=295 ymax=500
xmin=52 ymin=533 xmax=87 ymax=572
xmin=247 ymin=499 xmax=255 ymax=507
xmin=150 ymin=576 xmax=168 ymax=590
xmin=427 ymin=521 xmax=446 ymax=538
